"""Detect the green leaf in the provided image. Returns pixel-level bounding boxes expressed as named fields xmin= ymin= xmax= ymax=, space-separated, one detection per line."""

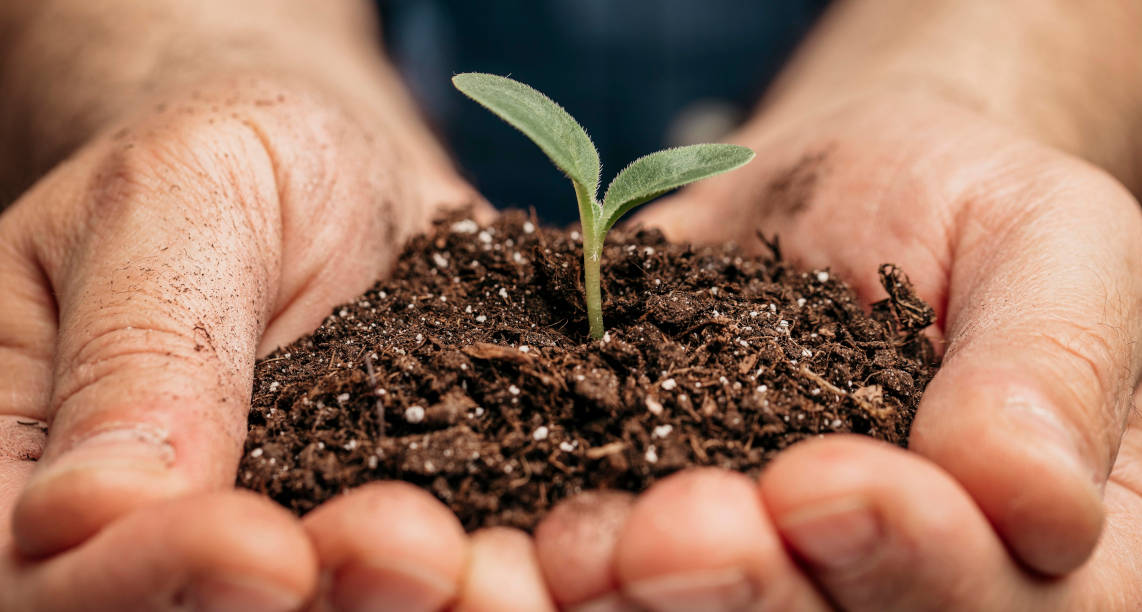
xmin=600 ymin=144 xmax=755 ymax=232
xmin=452 ymin=73 xmax=601 ymax=205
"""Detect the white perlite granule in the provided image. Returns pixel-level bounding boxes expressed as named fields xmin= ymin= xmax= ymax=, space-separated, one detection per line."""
xmin=404 ymin=405 xmax=425 ymax=423
xmin=451 ymin=219 xmax=479 ymax=234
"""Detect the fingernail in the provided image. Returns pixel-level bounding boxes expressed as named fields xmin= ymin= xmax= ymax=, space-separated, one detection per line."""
xmin=568 ymin=592 xmax=641 ymax=612
xmin=1001 ymin=392 xmax=1097 ymax=486
xmin=188 ymin=577 xmax=303 ymax=612
xmin=625 ymin=568 xmax=754 ymax=612
xmin=31 ymin=425 xmax=176 ymax=484
xmin=330 ymin=562 xmax=454 ymax=612
xmin=778 ymin=499 xmax=880 ymax=569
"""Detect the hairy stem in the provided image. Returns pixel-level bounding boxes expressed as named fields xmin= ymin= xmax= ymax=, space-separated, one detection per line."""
xmin=583 ymin=248 xmax=603 ymax=339
xmin=575 ymin=181 xmax=605 ymax=339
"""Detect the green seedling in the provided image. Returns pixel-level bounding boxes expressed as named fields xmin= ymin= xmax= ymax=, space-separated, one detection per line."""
xmin=453 ymin=73 xmax=755 ymax=339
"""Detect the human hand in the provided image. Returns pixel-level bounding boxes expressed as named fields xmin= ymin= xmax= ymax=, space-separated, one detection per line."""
xmin=0 ymin=73 xmax=557 ymax=610
xmin=518 ymin=91 xmax=1142 ymax=610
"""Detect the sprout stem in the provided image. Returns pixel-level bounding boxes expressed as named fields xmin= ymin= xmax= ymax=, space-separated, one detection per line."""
xmin=575 ymin=183 xmax=605 ymax=339
xmin=584 ymin=246 xmax=604 ymax=339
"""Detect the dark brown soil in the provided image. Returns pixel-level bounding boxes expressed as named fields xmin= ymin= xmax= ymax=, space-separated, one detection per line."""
xmin=238 ymin=211 xmax=937 ymax=531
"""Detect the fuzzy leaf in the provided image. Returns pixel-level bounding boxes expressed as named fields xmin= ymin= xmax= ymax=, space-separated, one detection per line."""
xmin=453 ymin=73 xmax=601 ymax=203
xmin=600 ymin=144 xmax=755 ymax=232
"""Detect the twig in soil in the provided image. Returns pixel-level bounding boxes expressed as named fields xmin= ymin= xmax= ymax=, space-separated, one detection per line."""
xmin=680 ymin=317 xmax=730 ymax=337
xmin=365 ymin=355 xmax=385 ymax=437
xmin=662 ymin=365 xmax=698 ymax=378
xmin=688 ymin=435 xmax=709 ymax=462
xmin=799 ymin=365 xmax=876 ymax=412
xmin=585 ymin=441 xmax=627 ymax=459
xmin=738 ymin=353 xmax=759 ymax=376
xmin=679 ymin=397 xmax=703 ymax=422
xmin=756 ymin=231 xmax=782 ymax=261
xmin=798 ymin=365 xmax=846 ymax=396
xmin=548 ymin=455 xmax=574 ymax=475
xmin=462 ymin=342 xmax=533 ymax=365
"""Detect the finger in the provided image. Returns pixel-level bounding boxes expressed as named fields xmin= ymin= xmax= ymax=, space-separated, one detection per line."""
xmin=533 ymin=491 xmax=635 ymax=610
xmin=303 ymin=482 xmax=467 ymax=612
xmin=0 ymin=202 xmax=56 ymax=423
xmin=455 ymin=527 xmax=557 ymax=612
xmin=13 ymin=118 xmax=284 ymax=557
xmin=2 ymin=491 xmax=316 ymax=612
xmin=0 ymin=206 xmax=56 ymax=531
xmin=614 ymin=469 xmax=830 ymax=612
xmin=910 ymin=162 xmax=1142 ymax=575
xmin=760 ymin=436 xmax=1067 ymax=611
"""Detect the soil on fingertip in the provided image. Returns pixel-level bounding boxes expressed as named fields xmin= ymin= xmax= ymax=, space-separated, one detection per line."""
xmin=238 ymin=210 xmax=938 ymax=531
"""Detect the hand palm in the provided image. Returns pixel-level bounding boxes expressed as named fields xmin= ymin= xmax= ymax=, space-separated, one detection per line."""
xmin=632 ymin=92 xmax=1142 ymax=608
xmin=0 ymin=77 xmax=516 ymax=610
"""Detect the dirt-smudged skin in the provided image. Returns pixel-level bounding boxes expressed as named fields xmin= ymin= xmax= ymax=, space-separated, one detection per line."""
xmin=239 ymin=211 xmax=937 ymax=531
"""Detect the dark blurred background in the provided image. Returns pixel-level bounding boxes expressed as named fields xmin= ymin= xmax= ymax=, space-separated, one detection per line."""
xmin=378 ymin=1 xmax=830 ymax=225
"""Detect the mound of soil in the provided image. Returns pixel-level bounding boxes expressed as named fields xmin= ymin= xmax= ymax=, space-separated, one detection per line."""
xmin=238 ymin=211 xmax=937 ymax=531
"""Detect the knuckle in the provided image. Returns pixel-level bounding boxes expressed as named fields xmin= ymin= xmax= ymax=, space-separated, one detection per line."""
xmin=81 ymin=76 xmax=379 ymax=243
xmin=53 ymin=310 xmax=229 ymax=415
xmin=969 ymin=148 xmax=1137 ymax=237
xmin=1033 ymin=316 xmax=1132 ymax=460
xmin=87 ymin=111 xmax=278 ymax=225
xmin=1037 ymin=316 xmax=1127 ymax=413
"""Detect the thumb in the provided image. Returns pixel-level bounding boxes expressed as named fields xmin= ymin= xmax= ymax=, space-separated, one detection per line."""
xmin=13 ymin=119 xmax=282 ymax=557
xmin=910 ymin=163 xmax=1142 ymax=575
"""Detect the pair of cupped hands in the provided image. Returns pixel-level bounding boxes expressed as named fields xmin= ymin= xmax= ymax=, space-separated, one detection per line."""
xmin=2 ymin=74 xmax=1141 ymax=612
